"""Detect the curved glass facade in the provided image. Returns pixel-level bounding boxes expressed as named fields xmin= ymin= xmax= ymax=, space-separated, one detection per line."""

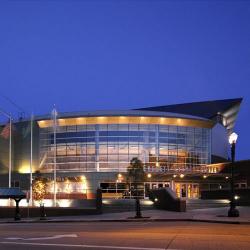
xmin=40 ymin=123 xmax=211 ymax=173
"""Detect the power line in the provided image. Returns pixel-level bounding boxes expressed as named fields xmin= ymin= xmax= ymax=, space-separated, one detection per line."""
xmin=0 ymin=93 xmax=26 ymax=115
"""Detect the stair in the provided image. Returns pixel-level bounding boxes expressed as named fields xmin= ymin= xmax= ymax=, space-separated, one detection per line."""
xmin=186 ymin=199 xmax=230 ymax=210
xmin=102 ymin=199 xmax=154 ymax=213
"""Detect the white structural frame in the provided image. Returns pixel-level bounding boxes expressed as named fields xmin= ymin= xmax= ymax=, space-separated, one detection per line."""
xmin=52 ymin=107 xmax=57 ymax=206
xmin=30 ymin=113 xmax=34 ymax=205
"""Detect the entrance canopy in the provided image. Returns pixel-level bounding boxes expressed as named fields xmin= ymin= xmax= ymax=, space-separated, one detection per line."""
xmin=0 ymin=188 xmax=26 ymax=199
xmin=0 ymin=188 xmax=26 ymax=220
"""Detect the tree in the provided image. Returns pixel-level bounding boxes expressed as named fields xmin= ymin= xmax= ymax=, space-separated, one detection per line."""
xmin=32 ymin=178 xmax=47 ymax=204
xmin=127 ymin=157 xmax=146 ymax=218
xmin=32 ymin=172 xmax=47 ymax=219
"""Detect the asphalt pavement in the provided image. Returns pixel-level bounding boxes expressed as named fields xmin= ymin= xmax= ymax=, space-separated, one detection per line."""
xmin=0 ymin=221 xmax=250 ymax=250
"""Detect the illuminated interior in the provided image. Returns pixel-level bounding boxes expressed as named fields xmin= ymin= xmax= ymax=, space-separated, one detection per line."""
xmin=39 ymin=122 xmax=211 ymax=173
xmin=38 ymin=116 xmax=213 ymax=128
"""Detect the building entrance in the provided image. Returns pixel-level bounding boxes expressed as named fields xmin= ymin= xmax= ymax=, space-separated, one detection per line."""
xmin=144 ymin=182 xmax=170 ymax=198
xmin=145 ymin=182 xmax=170 ymax=190
xmin=174 ymin=183 xmax=199 ymax=199
xmin=100 ymin=181 xmax=199 ymax=199
xmin=100 ymin=182 xmax=171 ymax=199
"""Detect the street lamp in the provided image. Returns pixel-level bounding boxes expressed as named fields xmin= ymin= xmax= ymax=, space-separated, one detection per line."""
xmin=146 ymin=173 xmax=152 ymax=198
xmin=180 ymin=174 xmax=184 ymax=179
xmin=228 ymin=132 xmax=239 ymax=217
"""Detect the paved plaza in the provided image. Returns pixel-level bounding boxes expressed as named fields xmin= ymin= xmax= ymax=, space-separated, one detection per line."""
xmin=1 ymin=206 xmax=250 ymax=224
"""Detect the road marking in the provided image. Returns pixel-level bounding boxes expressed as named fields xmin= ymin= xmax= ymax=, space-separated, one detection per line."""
xmin=5 ymin=234 xmax=78 ymax=241
xmin=0 ymin=241 xmax=180 ymax=250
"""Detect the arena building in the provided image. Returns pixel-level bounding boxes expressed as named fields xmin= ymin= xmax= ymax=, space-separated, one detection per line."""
xmin=0 ymin=98 xmax=243 ymax=206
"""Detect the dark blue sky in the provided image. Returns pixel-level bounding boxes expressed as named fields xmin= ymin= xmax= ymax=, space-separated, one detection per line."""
xmin=0 ymin=1 xmax=249 ymax=160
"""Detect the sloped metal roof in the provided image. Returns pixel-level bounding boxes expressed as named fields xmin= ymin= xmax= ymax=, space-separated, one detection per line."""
xmin=35 ymin=110 xmax=210 ymax=121
xmin=7 ymin=98 xmax=242 ymax=134
xmin=135 ymin=98 xmax=242 ymax=133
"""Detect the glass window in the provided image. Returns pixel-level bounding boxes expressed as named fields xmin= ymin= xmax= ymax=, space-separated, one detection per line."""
xmin=108 ymin=155 xmax=118 ymax=162
xmin=87 ymin=145 xmax=95 ymax=155
xmin=169 ymin=145 xmax=177 ymax=155
xmin=66 ymin=126 xmax=76 ymax=132
xmin=148 ymin=124 xmax=156 ymax=131
xmin=129 ymin=124 xmax=139 ymax=131
xmin=129 ymin=137 xmax=143 ymax=142
xmin=57 ymin=144 xmax=67 ymax=156
xmin=159 ymin=138 xmax=168 ymax=143
xmin=119 ymin=124 xmax=128 ymax=131
xmin=119 ymin=144 xmax=128 ymax=154
xmin=178 ymin=126 xmax=187 ymax=132
xmin=108 ymin=124 xmax=119 ymax=131
xmin=67 ymin=144 xmax=76 ymax=155
xmin=77 ymin=125 xmax=86 ymax=131
xmin=169 ymin=126 xmax=177 ymax=132
xmin=99 ymin=124 xmax=108 ymax=131
xmin=86 ymin=125 xmax=95 ymax=131
xmin=139 ymin=124 xmax=148 ymax=131
xmin=148 ymin=145 xmax=156 ymax=156
xmin=99 ymin=145 xmax=108 ymax=154
xmin=40 ymin=122 xmax=211 ymax=173
xmin=159 ymin=145 xmax=168 ymax=155
xmin=149 ymin=137 xmax=156 ymax=143
xmin=108 ymin=144 xmax=118 ymax=154
xmin=119 ymin=155 xmax=129 ymax=162
xmin=159 ymin=125 xmax=168 ymax=132
xmin=99 ymin=136 xmax=108 ymax=142
xmin=108 ymin=136 xmax=120 ymax=142
xmin=129 ymin=144 xmax=138 ymax=154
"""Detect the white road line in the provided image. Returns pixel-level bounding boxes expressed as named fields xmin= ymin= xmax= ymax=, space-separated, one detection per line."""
xmin=5 ymin=234 xmax=78 ymax=241
xmin=0 ymin=241 xmax=180 ymax=250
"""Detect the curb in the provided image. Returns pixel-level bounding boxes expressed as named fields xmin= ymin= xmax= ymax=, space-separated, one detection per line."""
xmin=1 ymin=218 xmax=250 ymax=225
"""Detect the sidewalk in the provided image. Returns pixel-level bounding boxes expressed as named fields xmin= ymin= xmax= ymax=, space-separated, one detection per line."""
xmin=1 ymin=206 xmax=250 ymax=224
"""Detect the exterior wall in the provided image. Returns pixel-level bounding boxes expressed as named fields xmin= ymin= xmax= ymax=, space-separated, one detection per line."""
xmin=0 ymin=132 xmax=10 ymax=174
xmin=13 ymin=121 xmax=40 ymax=174
xmin=0 ymin=121 xmax=40 ymax=175
xmin=211 ymin=123 xmax=228 ymax=161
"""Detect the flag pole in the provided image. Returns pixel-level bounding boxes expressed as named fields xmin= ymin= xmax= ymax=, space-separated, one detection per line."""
xmin=52 ymin=106 xmax=57 ymax=207
xmin=30 ymin=113 xmax=33 ymax=205
xmin=9 ymin=118 xmax=12 ymax=188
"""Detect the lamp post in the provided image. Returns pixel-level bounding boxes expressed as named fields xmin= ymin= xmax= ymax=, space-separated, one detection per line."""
xmin=146 ymin=173 xmax=152 ymax=198
xmin=228 ymin=132 xmax=239 ymax=217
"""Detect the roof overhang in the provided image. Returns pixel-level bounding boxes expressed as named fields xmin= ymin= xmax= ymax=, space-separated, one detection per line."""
xmin=38 ymin=114 xmax=214 ymax=129
xmin=135 ymin=98 xmax=242 ymax=134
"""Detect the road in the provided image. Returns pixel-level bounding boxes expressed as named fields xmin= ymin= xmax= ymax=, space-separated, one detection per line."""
xmin=0 ymin=221 xmax=250 ymax=250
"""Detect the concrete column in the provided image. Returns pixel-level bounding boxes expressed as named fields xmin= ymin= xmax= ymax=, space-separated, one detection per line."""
xmin=170 ymin=180 xmax=175 ymax=191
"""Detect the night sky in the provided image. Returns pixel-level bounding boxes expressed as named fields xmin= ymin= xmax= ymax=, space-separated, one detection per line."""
xmin=0 ymin=1 xmax=249 ymax=160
